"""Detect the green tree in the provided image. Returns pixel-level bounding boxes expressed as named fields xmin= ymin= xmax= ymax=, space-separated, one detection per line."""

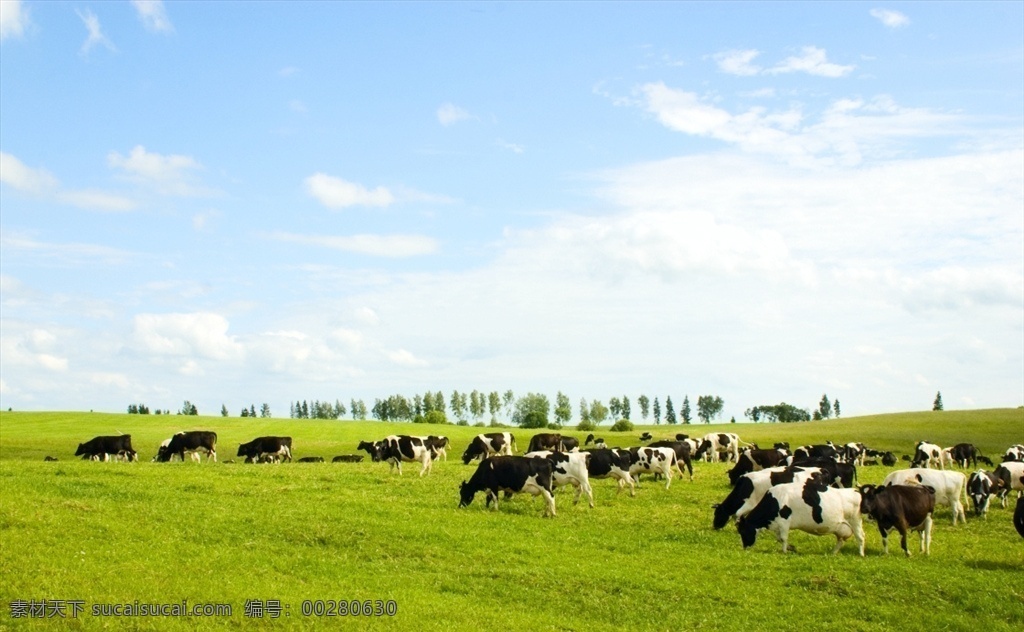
xmin=512 ymin=393 xmax=550 ymax=428
xmin=696 ymin=395 xmax=724 ymax=423
xmin=221 ymin=404 xmax=228 ymax=417
xmin=681 ymin=395 xmax=692 ymax=424
xmin=653 ymin=397 xmax=661 ymax=425
xmin=622 ymin=395 xmax=631 ymax=421
xmin=665 ymin=396 xmax=676 ymax=424
xmin=488 ymin=391 xmax=501 ymax=423
xmin=240 ymin=407 xmax=249 ymax=417
xmin=554 ymin=391 xmax=572 ymax=427
xmin=819 ymin=394 xmax=832 ymax=420
xmin=451 ymin=390 xmax=468 ymax=422
xmin=589 ymin=400 xmax=609 ymax=426
xmin=470 ymin=390 xmax=485 ymax=422
xmin=578 ymin=398 xmax=591 ymax=425
xmin=638 ymin=395 xmax=650 ymax=421
xmin=933 ymin=391 xmax=943 ymax=411
xmin=609 ymin=397 xmax=622 ymax=421
xmin=502 ymin=390 xmax=515 ymax=419
xmin=834 ymin=399 xmax=841 ymax=418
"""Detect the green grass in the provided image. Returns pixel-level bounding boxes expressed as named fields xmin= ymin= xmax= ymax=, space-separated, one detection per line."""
xmin=0 ymin=409 xmax=1022 ymax=630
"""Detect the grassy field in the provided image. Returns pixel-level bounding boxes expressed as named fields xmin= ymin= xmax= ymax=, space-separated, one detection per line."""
xmin=0 ymin=409 xmax=1022 ymax=631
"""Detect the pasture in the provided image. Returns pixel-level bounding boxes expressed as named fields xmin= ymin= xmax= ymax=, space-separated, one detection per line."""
xmin=0 ymin=409 xmax=1022 ymax=631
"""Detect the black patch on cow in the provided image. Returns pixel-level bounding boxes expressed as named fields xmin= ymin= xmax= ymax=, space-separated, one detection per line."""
xmin=779 ymin=504 xmax=792 ymax=519
xmin=801 ymin=479 xmax=827 ymax=524
xmin=714 ymin=476 xmax=754 ymax=529
xmin=717 ymin=433 xmax=731 ymax=446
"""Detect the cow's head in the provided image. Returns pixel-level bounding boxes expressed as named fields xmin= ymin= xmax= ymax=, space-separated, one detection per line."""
xmin=693 ymin=440 xmax=712 ymax=460
xmin=74 ymin=443 xmax=86 ymax=456
xmin=357 ymin=441 xmax=383 ymax=462
xmin=736 ymin=515 xmax=758 ymax=549
xmin=458 ymin=481 xmax=475 ymax=508
xmin=236 ymin=444 xmax=248 ymax=458
xmin=461 ymin=441 xmax=481 ymax=465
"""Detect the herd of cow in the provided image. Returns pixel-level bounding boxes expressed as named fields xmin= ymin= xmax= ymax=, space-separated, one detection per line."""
xmin=71 ymin=430 xmax=1024 ymax=554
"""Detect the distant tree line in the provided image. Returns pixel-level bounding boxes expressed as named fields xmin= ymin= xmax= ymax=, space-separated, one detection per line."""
xmin=744 ymin=394 xmax=841 ymax=423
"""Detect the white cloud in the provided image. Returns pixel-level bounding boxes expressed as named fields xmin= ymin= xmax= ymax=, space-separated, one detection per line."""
xmin=269 ymin=232 xmax=438 ymax=257
xmin=0 ymin=0 xmax=30 ymax=41
xmin=870 ymin=8 xmax=910 ymax=28
xmin=639 ymin=83 xmax=968 ymax=166
xmin=1 ymin=152 xmax=137 ymax=210
xmin=132 ymin=312 xmax=243 ymax=361
xmin=304 ymin=173 xmax=394 ymax=208
xmin=131 ymin=0 xmax=174 ymax=33
xmin=387 ymin=348 xmax=428 ymax=368
xmin=497 ymin=139 xmax=525 ymax=154
xmin=107 ymin=145 xmax=211 ymax=196
xmin=714 ymin=49 xmax=762 ymax=76
xmin=437 ymin=102 xmax=471 ymax=126
xmin=77 ymin=9 xmax=116 ymax=55
xmin=0 ymin=233 xmax=136 ymax=266
xmin=0 ymin=152 xmax=59 ymax=192
xmin=766 ymin=46 xmax=854 ymax=78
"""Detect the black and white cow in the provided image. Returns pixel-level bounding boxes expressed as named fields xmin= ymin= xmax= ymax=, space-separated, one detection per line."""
xmin=639 ymin=432 xmax=653 ymax=442
xmin=648 ymin=440 xmax=694 ymax=482
xmin=297 ymin=456 xmax=325 ymax=463
xmin=994 ymin=461 xmax=1024 ymax=506
xmin=695 ymin=433 xmax=742 ymax=463
xmin=713 ymin=466 xmax=829 ymax=530
xmin=332 ymin=455 xmax=363 ymax=463
xmin=1003 ymin=444 xmax=1024 ymax=462
xmin=458 ymin=456 xmax=556 ymax=517
xmin=461 ymin=432 xmax=516 ymax=464
xmin=425 ymin=436 xmax=450 ymax=461
xmin=966 ymin=469 xmax=1005 ymax=517
xmin=1015 ymin=495 xmax=1024 ymax=538
xmin=627 ymin=446 xmax=677 ymax=489
xmin=726 ymin=448 xmax=790 ymax=486
xmin=793 ymin=444 xmax=838 ymax=461
xmin=154 ymin=431 xmax=217 ymax=463
xmin=786 ymin=456 xmax=857 ymax=489
xmin=584 ymin=448 xmax=635 ymax=496
xmin=75 ymin=435 xmax=137 ymax=462
xmin=527 ymin=433 xmax=562 ymax=453
xmin=736 ymin=478 xmax=865 ymax=556
xmin=838 ymin=443 xmax=867 ymax=466
xmin=525 ymin=450 xmax=594 ymax=508
xmin=881 ymin=468 xmax=967 ymax=525
xmin=858 ymin=484 xmax=936 ymax=556
xmin=357 ymin=440 xmax=383 ymax=461
xmin=559 ymin=436 xmax=580 ymax=453
xmin=237 ymin=436 xmax=293 ymax=463
xmin=376 ymin=435 xmax=437 ymax=476
xmin=911 ymin=441 xmax=945 ymax=469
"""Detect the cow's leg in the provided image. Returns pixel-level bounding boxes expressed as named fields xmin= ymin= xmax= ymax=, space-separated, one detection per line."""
xmin=922 ymin=515 xmax=932 ymax=555
xmin=419 ymin=455 xmax=430 ymax=477
xmin=663 ymin=465 xmax=672 ymax=490
xmin=540 ymin=488 xmax=556 ymax=517
xmin=879 ymin=524 xmax=890 ymax=554
xmin=896 ymin=520 xmax=910 ymax=556
xmin=853 ymin=516 xmax=865 ymax=557
xmin=583 ymin=481 xmax=594 ymax=508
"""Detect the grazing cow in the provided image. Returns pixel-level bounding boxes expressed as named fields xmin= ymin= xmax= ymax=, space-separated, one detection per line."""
xmin=859 ymin=484 xmax=936 ymax=556
xmin=376 ymin=435 xmax=436 ymax=476
xmin=583 ymin=448 xmax=635 ymax=496
xmin=727 ymin=448 xmax=790 ymax=486
xmin=332 ymin=455 xmax=364 ymax=463
xmin=461 ymin=432 xmax=516 ymax=464
xmin=793 ymin=444 xmax=838 ymax=461
xmin=881 ymin=452 xmax=898 ymax=467
xmin=978 ymin=455 xmax=995 ymax=467
xmin=256 ymin=453 xmax=280 ymax=464
xmin=695 ymin=433 xmax=742 ymax=463
xmin=75 ymin=435 xmax=136 ymax=462
xmin=966 ymin=469 xmax=1005 ymax=517
xmin=559 ymin=436 xmax=580 ymax=453
xmin=458 ymin=456 xmax=556 ymax=517
xmin=425 ymin=436 xmax=450 ymax=461
xmin=585 ymin=434 xmax=595 ymax=445
xmin=525 ymin=450 xmax=594 ymax=508
xmin=44 ymin=456 xmax=58 ymax=462
xmin=155 ymin=431 xmax=217 ymax=463
xmin=1003 ymin=444 xmax=1024 ymax=462
xmin=639 ymin=432 xmax=653 ymax=442
xmin=648 ymin=440 xmax=694 ymax=482
xmin=911 ymin=441 xmax=945 ymax=469
xmin=627 ymin=446 xmax=677 ymax=489
xmin=881 ymin=468 xmax=967 ymax=525
xmin=736 ymin=479 xmax=865 ymax=555
xmin=994 ymin=461 xmax=1024 ymax=506
xmin=1015 ymin=496 xmax=1024 ymax=538
xmin=786 ymin=456 xmax=857 ymax=489
xmin=237 ymin=436 xmax=293 ymax=463
xmin=297 ymin=456 xmax=325 ymax=463
xmin=153 ymin=438 xmax=201 ymax=463
xmin=527 ymin=433 xmax=562 ymax=453
xmin=357 ymin=440 xmax=383 ymax=461
xmin=713 ymin=466 xmax=829 ymax=530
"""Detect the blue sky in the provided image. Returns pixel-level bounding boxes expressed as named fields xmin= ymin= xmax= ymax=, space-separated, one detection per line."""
xmin=1 ymin=1 xmax=1022 ymax=421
